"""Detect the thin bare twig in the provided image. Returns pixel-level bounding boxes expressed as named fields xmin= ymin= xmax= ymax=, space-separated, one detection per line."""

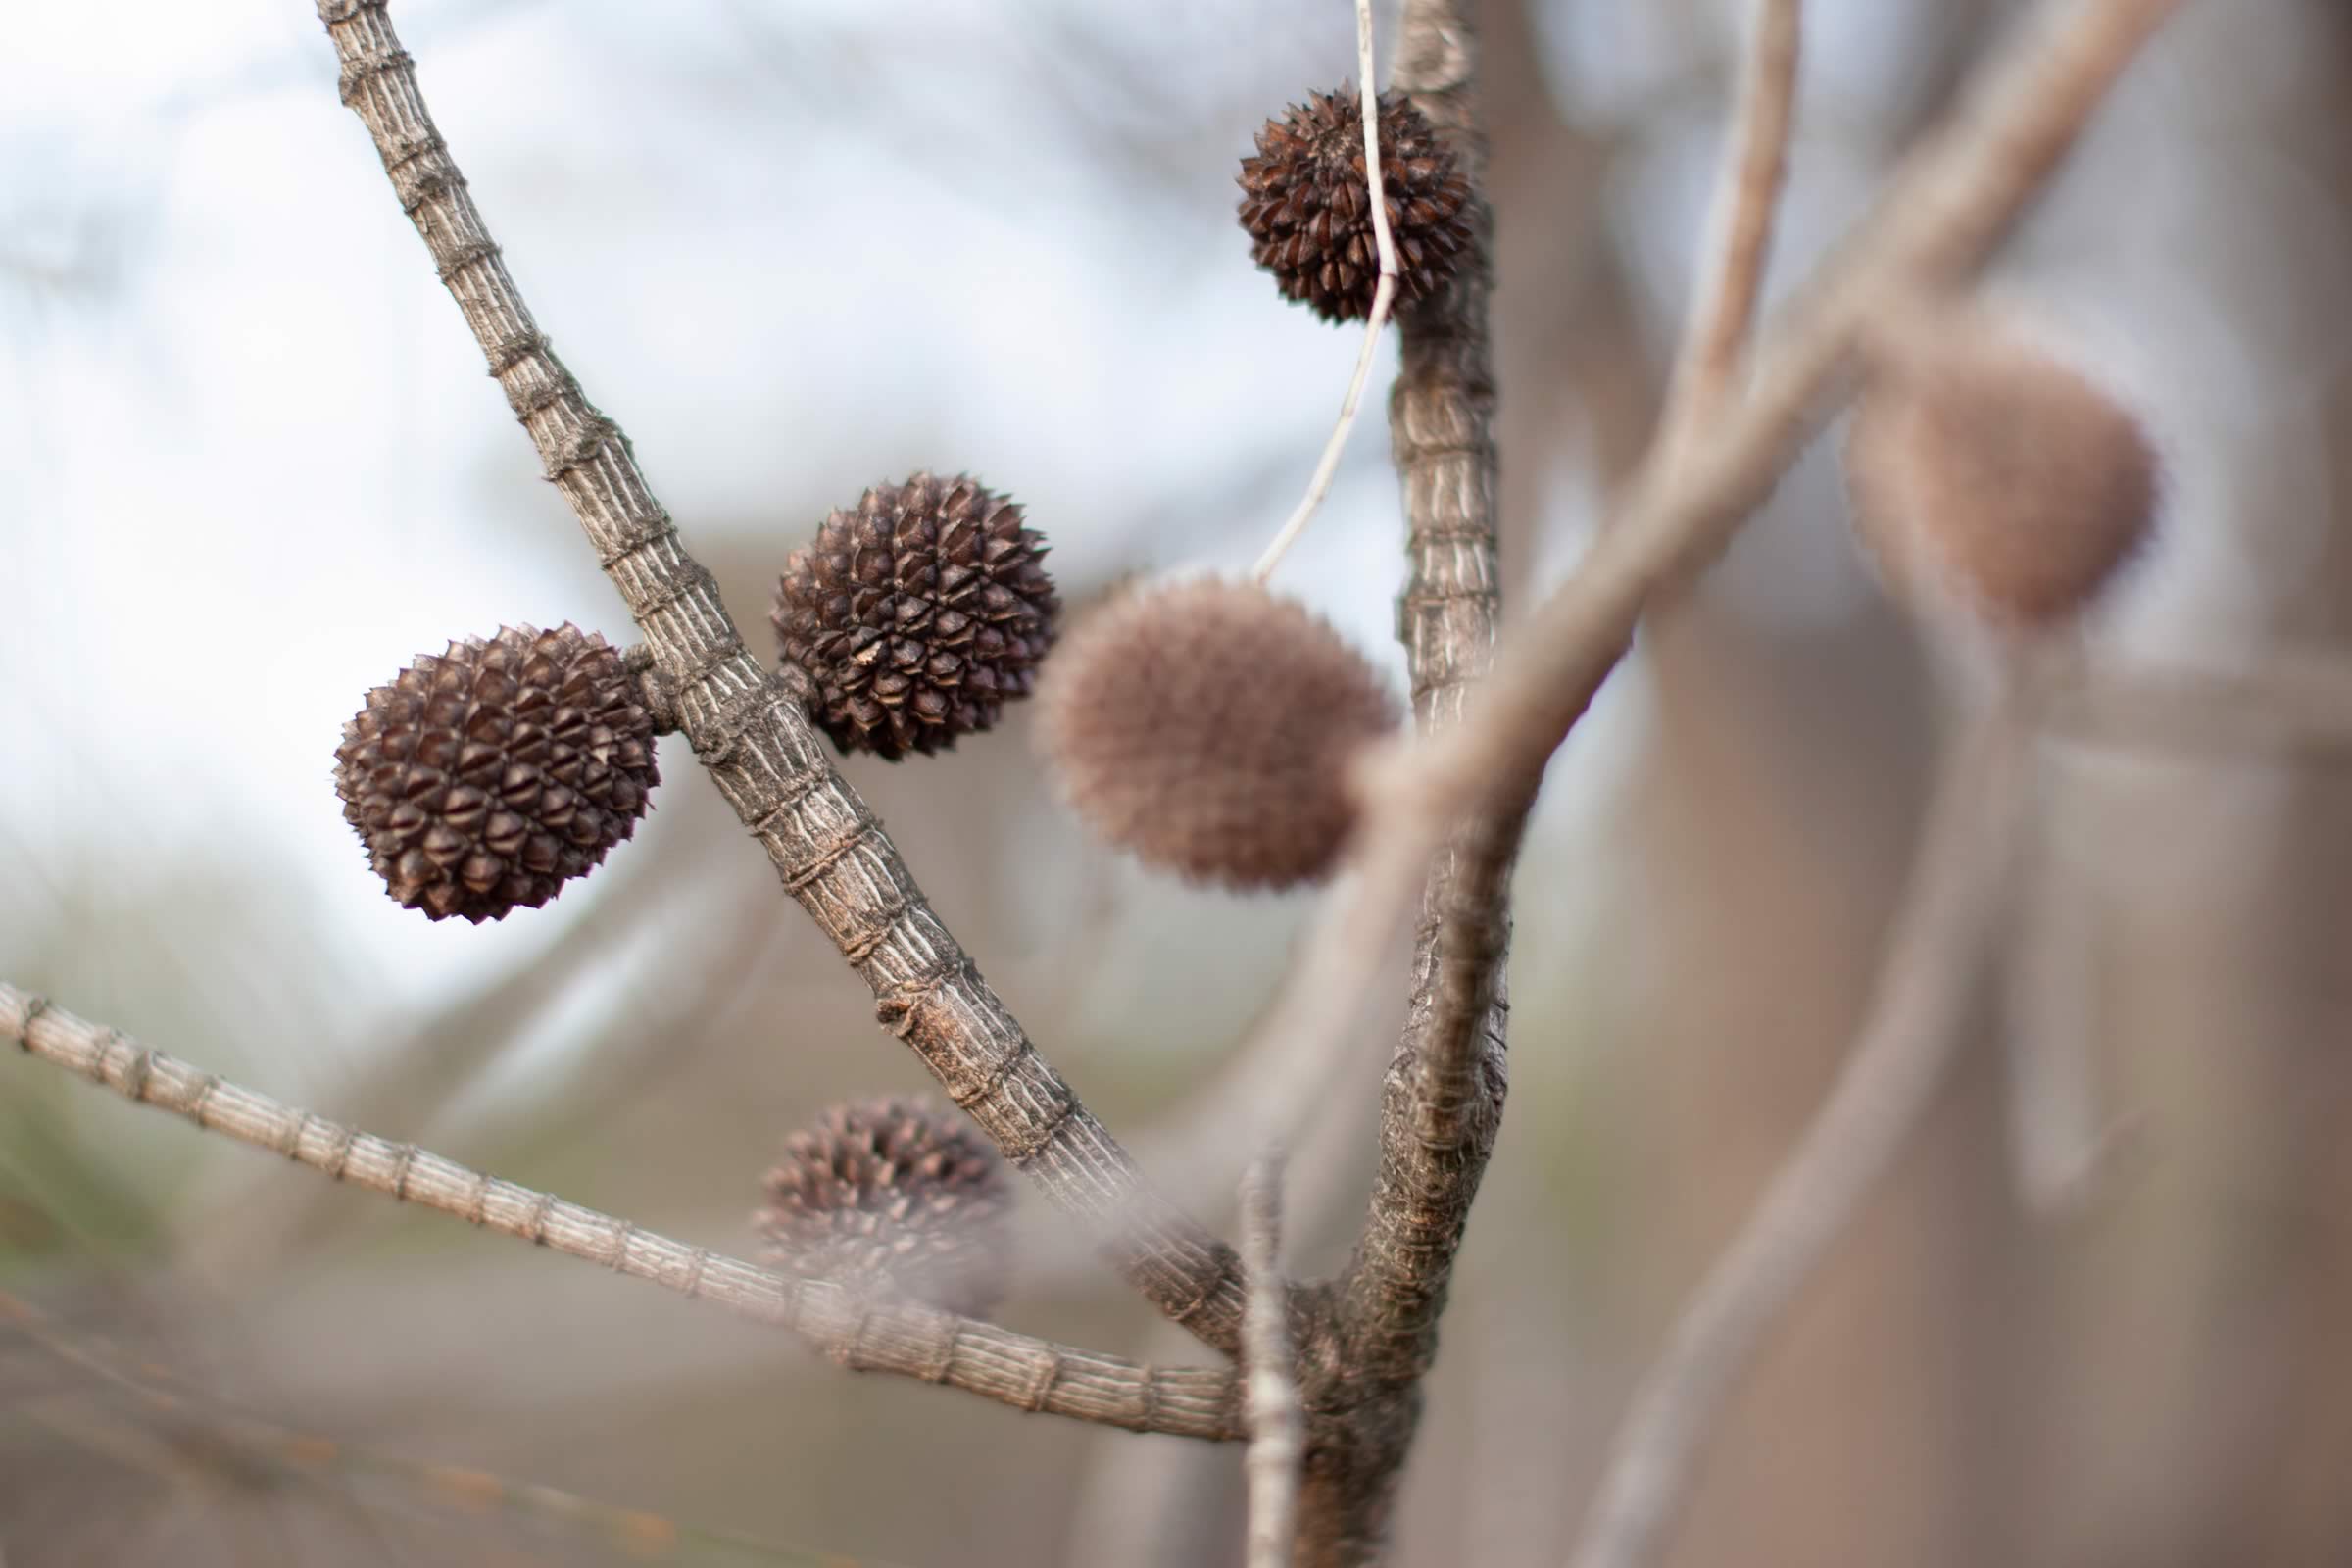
xmin=2 ymin=983 xmax=1243 ymax=1442
xmin=1241 ymin=1156 xmax=1302 ymax=1568
xmin=1658 ymin=0 xmax=1804 ymax=450
xmin=1232 ymin=0 xmax=2185 ymax=1265
xmin=309 ymin=0 xmax=1245 ymax=1353
xmin=1252 ymin=0 xmax=1402 ymax=583
xmin=1566 ymin=691 xmax=2040 ymax=1568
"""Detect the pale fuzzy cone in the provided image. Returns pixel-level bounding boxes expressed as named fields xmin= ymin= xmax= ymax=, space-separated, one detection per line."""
xmin=1036 ymin=577 xmax=1401 ymax=891
xmin=1844 ymin=316 xmax=2159 ymax=633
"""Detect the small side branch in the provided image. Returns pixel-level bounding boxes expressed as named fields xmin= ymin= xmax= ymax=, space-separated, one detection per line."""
xmin=1566 ymin=694 xmax=2040 ymax=1568
xmin=1242 ymin=1156 xmax=1303 ymax=1568
xmin=309 ymin=0 xmax=1245 ymax=1353
xmin=2 ymin=983 xmax=1243 ymax=1443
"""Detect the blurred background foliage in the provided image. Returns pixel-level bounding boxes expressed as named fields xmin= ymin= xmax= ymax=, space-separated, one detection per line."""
xmin=6 ymin=0 xmax=2352 ymax=1562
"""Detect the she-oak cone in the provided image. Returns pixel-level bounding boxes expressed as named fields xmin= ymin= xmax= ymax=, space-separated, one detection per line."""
xmin=333 ymin=624 xmax=659 ymax=923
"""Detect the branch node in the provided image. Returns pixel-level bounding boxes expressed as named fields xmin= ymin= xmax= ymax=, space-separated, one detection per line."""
xmin=334 ymin=47 xmax=412 ymax=109
xmin=1020 ymin=1351 xmax=1062 ymax=1412
xmin=874 ymin=956 xmax=971 ymax=1041
xmin=783 ymin=818 xmax=880 ymax=896
xmin=483 ymin=327 xmax=547 ymax=377
xmin=840 ymin=899 xmax=910 ymax=968
xmin=1004 ymin=1095 xmax=1078 ymax=1169
xmin=14 ymin=995 xmax=47 ymax=1049
xmin=622 ymin=643 xmax=682 ymax=736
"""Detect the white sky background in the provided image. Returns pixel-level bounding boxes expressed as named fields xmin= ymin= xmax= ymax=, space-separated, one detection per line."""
xmin=6 ymin=0 xmax=2348 ymax=1096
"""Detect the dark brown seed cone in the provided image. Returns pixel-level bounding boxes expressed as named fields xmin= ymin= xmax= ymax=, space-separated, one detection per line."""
xmin=1845 ymin=320 xmax=2159 ymax=630
xmin=757 ymin=1097 xmax=1012 ymax=1318
xmin=333 ymin=624 xmax=660 ymax=923
xmin=1237 ymin=86 xmax=1476 ymax=324
xmin=1036 ymin=578 xmax=1401 ymax=891
xmin=770 ymin=472 xmax=1059 ymax=760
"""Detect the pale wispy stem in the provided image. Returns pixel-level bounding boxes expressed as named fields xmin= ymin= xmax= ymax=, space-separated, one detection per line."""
xmin=309 ymin=0 xmax=1245 ymax=1353
xmin=2 ymin=983 xmax=1242 ymax=1442
xmin=1231 ymin=0 xmax=2185 ymax=1256
xmin=1252 ymin=0 xmax=1402 ymax=584
xmin=1658 ymin=0 xmax=1803 ymax=450
xmin=1241 ymin=1156 xmax=1302 ymax=1568
xmin=1566 ymin=692 xmax=2040 ymax=1568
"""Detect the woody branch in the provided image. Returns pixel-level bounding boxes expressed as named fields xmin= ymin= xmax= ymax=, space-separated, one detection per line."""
xmin=310 ymin=0 xmax=1246 ymax=1355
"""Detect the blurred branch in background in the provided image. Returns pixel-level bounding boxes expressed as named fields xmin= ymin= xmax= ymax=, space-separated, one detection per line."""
xmin=1569 ymin=683 xmax=2037 ymax=1568
xmin=1654 ymin=0 xmax=1800 ymax=453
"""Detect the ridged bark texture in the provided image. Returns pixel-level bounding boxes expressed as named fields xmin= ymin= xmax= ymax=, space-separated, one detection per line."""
xmin=1298 ymin=0 xmax=1521 ymax=1559
xmin=314 ymin=0 xmax=1244 ymax=1354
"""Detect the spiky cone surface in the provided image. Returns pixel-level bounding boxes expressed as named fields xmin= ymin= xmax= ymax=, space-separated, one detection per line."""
xmin=1844 ymin=318 xmax=2158 ymax=632
xmin=334 ymin=624 xmax=659 ymax=923
xmin=770 ymin=472 xmax=1059 ymax=760
xmin=1238 ymin=86 xmax=1476 ymax=324
xmin=1036 ymin=578 xmax=1401 ymax=891
xmin=758 ymin=1098 xmax=1012 ymax=1318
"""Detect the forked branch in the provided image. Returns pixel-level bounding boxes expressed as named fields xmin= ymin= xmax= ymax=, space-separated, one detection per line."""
xmin=3 ymin=983 xmax=1243 ymax=1442
xmin=310 ymin=0 xmax=1245 ymax=1354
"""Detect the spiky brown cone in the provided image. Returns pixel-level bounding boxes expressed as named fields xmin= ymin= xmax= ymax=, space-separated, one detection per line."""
xmin=334 ymin=624 xmax=659 ymax=923
xmin=1237 ymin=86 xmax=1476 ymax=324
xmin=1845 ymin=318 xmax=2159 ymax=630
xmin=770 ymin=472 xmax=1059 ymax=760
xmin=758 ymin=1097 xmax=1012 ymax=1318
xmin=1037 ymin=578 xmax=1401 ymax=891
